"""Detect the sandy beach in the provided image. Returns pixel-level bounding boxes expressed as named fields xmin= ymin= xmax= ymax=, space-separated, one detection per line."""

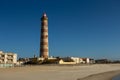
xmin=0 ymin=64 xmax=120 ymax=80
xmin=78 ymin=70 xmax=120 ymax=80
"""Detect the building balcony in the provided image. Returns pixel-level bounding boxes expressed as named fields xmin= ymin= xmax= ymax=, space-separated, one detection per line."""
xmin=7 ymin=57 xmax=13 ymax=59
xmin=0 ymin=57 xmax=5 ymax=59
xmin=0 ymin=62 xmax=5 ymax=64
xmin=7 ymin=53 xmax=14 ymax=56
xmin=6 ymin=61 xmax=13 ymax=64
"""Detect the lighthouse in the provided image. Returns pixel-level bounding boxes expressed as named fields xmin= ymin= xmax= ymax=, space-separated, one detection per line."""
xmin=40 ymin=13 xmax=49 ymax=58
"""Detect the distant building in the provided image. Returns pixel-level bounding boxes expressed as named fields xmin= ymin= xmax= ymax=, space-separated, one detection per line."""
xmin=71 ymin=57 xmax=81 ymax=64
xmin=95 ymin=59 xmax=111 ymax=64
xmin=82 ymin=58 xmax=90 ymax=64
xmin=59 ymin=57 xmax=95 ymax=64
xmin=16 ymin=57 xmax=30 ymax=65
xmin=0 ymin=51 xmax=17 ymax=64
xmin=62 ymin=57 xmax=95 ymax=64
xmin=58 ymin=59 xmax=76 ymax=64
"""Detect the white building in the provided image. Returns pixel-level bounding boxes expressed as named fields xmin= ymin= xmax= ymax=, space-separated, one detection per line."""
xmin=71 ymin=57 xmax=81 ymax=64
xmin=70 ymin=57 xmax=94 ymax=64
xmin=0 ymin=51 xmax=17 ymax=64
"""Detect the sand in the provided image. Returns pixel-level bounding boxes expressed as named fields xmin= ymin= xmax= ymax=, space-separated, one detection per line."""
xmin=78 ymin=70 xmax=120 ymax=80
xmin=0 ymin=64 xmax=120 ymax=80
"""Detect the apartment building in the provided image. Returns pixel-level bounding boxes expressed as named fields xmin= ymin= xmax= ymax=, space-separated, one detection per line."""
xmin=0 ymin=51 xmax=17 ymax=64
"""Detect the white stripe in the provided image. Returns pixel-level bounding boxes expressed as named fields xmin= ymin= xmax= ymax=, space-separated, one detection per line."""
xmin=42 ymin=26 xmax=48 ymax=29
xmin=42 ymin=32 xmax=48 ymax=35
xmin=42 ymin=47 xmax=48 ymax=49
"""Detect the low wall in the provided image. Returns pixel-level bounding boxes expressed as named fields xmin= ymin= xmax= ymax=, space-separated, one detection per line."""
xmin=59 ymin=62 xmax=76 ymax=64
xmin=0 ymin=64 xmax=14 ymax=68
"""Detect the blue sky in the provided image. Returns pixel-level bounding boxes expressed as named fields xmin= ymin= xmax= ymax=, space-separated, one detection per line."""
xmin=0 ymin=0 xmax=120 ymax=59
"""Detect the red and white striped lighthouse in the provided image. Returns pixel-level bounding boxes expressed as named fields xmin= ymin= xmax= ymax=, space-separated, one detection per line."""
xmin=40 ymin=13 xmax=49 ymax=58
